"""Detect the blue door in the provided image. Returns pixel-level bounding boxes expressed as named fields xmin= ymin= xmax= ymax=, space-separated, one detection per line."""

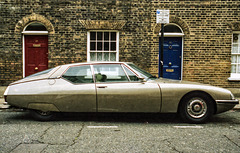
xmin=159 ymin=37 xmax=182 ymax=80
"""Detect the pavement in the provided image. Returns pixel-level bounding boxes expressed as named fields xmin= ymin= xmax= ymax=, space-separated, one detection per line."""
xmin=0 ymin=86 xmax=239 ymax=110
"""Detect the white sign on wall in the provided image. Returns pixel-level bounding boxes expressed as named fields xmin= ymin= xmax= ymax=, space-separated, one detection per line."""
xmin=156 ymin=10 xmax=170 ymax=24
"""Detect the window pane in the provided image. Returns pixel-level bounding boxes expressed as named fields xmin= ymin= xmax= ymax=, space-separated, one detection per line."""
xmin=237 ymin=56 xmax=240 ymax=64
xmin=62 ymin=65 xmax=93 ymax=83
xmin=97 ymin=42 xmax=102 ymax=51
xmin=103 ymin=53 xmax=109 ymax=61
xmin=104 ymin=42 xmax=109 ymax=51
xmin=90 ymin=42 xmax=96 ymax=50
xmin=90 ymin=52 xmax=96 ymax=61
xmin=104 ymin=32 xmax=109 ymax=40
xmin=123 ymin=65 xmax=139 ymax=81
xmin=232 ymin=44 xmax=238 ymax=53
xmin=111 ymin=32 xmax=116 ymax=41
xmin=97 ymin=32 xmax=103 ymax=40
xmin=25 ymin=23 xmax=47 ymax=31
xmin=232 ymin=55 xmax=237 ymax=63
xmin=128 ymin=63 xmax=155 ymax=80
xmin=97 ymin=52 xmax=102 ymax=61
xmin=111 ymin=42 xmax=116 ymax=50
xmin=93 ymin=64 xmax=128 ymax=82
xmin=233 ymin=34 xmax=239 ymax=43
xmin=237 ymin=65 xmax=240 ymax=73
xmin=231 ymin=65 xmax=236 ymax=73
xmin=90 ymin=32 xmax=96 ymax=40
xmin=26 ymin=68 xmax=54 ymax=78
xmin=110 ymin=52 xmax=116 ymax=61
xmin=163 ymin=25 xmax=182 ymax=33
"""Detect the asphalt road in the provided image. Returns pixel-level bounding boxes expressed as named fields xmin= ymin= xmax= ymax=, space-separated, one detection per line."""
xmin=0 ymin=110 xmax=239 ymax=153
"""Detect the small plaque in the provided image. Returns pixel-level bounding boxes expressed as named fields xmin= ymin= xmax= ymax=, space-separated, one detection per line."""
xmin=156 ymin=10 xmax=170 ymax=24
xmin=166 ymin=69 xmax=174 ymax=72
xmin=33 ymin=44 xmax=41 ymax=47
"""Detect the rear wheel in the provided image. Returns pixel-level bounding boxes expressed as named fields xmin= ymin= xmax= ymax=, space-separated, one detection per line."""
xmin=30 ymin=110 xmax=56 ymax=121
xmin=179 ymin=93 xmax=214 ymax=123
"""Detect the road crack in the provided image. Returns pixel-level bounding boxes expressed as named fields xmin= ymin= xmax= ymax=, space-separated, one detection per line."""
xmin=10 ymin=142 xmax=22 ymax=152
xmin=38 ymin=125 xmax=54 ymax=144
xmin=164 ymin=139 xmax=182 ymax=153
xmin=69 ymin=123 xmax=85 ymax=147
xmin=9 ymin=126 xmax=53 ymax=152
xmin=224 ymin=135 xmax=240 ymax=148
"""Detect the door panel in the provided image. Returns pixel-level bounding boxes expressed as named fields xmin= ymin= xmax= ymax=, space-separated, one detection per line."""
xmin=57 ymin=65 xmax=96 ymax=112
xmin=53 ymin=79 xmax=96 ymax=112
xmin=25 ymin=35 xmax=48 ymax=77
xmin=159 ymin=37 xmax=182 ymax=80
xmin=92 ymin=64 xmax=161 ymax=112
xmin=96 ymin=83 xmax=161 ymax=112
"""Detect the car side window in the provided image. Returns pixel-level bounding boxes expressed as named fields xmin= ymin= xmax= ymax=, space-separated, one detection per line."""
xmin=62 ymin=65 xmax=93 ymax=83
xmin=93 ymin=64 xmax=129 ymax=82
xmin=122 ymin=65 xmax=140 ymax=82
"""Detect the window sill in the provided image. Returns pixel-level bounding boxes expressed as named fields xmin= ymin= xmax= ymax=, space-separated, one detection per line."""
xmin=228 ymin=77 xmax=240 ymax=81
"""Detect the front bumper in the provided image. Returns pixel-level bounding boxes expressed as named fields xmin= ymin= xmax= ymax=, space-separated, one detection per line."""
xmin=215 ymin=99 xmax=239 ymax=113
xmin=216 ymin=99 xmax=239 ymax=105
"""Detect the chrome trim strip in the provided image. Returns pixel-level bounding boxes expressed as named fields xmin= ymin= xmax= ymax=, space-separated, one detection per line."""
xmin=216 ymin=99 xmax=239 ymax=104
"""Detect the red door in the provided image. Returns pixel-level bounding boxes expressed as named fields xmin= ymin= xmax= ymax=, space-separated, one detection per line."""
xmin=25 ymin=35 xmax=48 ymax=77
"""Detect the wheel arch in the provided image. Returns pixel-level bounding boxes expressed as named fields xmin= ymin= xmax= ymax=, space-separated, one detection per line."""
xmin=177 ymin=90 xmax=217 ymax=114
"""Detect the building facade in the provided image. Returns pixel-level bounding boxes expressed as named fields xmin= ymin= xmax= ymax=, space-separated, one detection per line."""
xmin=1 ymin=0 xmax=240 ymax=87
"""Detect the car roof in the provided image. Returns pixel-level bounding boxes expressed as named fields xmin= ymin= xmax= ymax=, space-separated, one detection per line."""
xmin=61 ymin=61 xmax=130 ymax=67
xmin=49 ymin=62 xmax=133 ymax=79
xmin=10 ymin=62 xmax=134 ymax=85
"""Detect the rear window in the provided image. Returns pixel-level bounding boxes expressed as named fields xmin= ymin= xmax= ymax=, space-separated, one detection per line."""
xmin=25 ymin=68 xmax=54 ymax=78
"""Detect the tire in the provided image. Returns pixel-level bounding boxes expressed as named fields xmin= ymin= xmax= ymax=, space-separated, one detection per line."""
xmin=179 ymin=93 xmax=214 ymax=123
xmin=30 ymin=110 xmax=56 ymax=121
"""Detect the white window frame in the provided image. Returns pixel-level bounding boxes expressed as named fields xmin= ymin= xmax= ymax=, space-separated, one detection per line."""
xmin=229 ymin=32 xmax=240 ymax=81
xmin=87 ymin=31 xmax=119 ymax=62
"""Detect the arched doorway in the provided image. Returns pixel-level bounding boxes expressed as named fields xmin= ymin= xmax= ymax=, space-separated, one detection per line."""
xmin=159 ymin=23 xmax=184 ymax=80
xmin=22 ymin=23 xmax=49 ymax=77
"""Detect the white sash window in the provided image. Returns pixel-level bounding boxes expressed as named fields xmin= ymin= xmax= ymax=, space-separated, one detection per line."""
xmin=230 ymin=32 xmax=240 ymax=81
xmin=87 ymin=31 xmax=119 ymax=62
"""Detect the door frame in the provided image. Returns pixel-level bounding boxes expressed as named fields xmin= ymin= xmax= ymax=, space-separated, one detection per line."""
xmin=22 ymin=24 xmax=48 ymax=77
xmin=159 ymin=23 xmax=184 ymax=80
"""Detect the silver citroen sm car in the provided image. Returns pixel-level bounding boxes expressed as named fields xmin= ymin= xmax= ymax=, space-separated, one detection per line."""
xmin=4 ymin=62 xmax=239 ymax=123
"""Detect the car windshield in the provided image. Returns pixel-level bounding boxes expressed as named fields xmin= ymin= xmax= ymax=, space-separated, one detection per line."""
xmin=25 ymin=68 xmax=54 ymax=78
xmin=127 ymin=63 xmax=157 ymax=80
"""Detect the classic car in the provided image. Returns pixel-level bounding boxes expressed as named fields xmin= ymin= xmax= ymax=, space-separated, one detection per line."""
xmin=4 ymin=62 xmax=239 ymax=123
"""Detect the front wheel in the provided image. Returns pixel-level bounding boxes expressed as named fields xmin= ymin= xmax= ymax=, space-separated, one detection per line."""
xmin=179 ymin=93 xmax=214 ymax=123
xmin=30 ymin=110 xmax=56 ymax=121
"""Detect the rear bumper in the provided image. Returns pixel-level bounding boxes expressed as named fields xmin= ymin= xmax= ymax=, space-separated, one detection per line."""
xmin=215 ymin=99 xmax=239 ymax=114
xmin=3 ymin=101 xmax=9 ymax=105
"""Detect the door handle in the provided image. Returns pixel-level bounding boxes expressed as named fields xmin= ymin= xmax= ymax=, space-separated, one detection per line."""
xmin=97 ymin=86 xmax=107 ymax=89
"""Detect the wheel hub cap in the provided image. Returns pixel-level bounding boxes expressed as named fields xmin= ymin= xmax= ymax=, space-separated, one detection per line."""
xmin=193 ymin=104 xmax=201 ymax=111
xmin=187 ymin=99 xmax=207 ymax=119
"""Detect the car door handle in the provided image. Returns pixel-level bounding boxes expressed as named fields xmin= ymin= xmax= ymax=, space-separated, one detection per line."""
xmin=97 ymin=86 xmax=107 ymax=89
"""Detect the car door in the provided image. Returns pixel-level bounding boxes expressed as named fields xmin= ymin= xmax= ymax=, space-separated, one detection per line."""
xmin=56 ymin=64 xmax=96 ymax=112
xmin=93 ymin=64 xmax=161 ymax=112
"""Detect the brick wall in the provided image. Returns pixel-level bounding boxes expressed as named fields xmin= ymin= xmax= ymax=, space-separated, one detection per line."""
xmin=0 ymin=0 xmax=240 ymax=87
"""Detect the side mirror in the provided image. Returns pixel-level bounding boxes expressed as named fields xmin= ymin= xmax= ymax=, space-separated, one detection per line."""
xmin=139 ymin=77 xmax=146 ymax=83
